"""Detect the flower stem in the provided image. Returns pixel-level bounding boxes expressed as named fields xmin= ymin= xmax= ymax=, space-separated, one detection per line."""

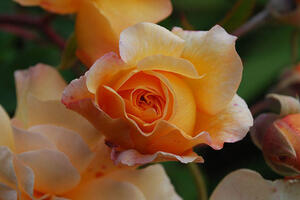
xmin=232 ymin=9 xmax=271 ymax=37
xmin=188 ymin=163 xmax=207 ymax=200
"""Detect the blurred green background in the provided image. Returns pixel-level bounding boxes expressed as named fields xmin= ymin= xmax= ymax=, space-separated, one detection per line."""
xmin=1 ymin=0 xmax=299 ymax=199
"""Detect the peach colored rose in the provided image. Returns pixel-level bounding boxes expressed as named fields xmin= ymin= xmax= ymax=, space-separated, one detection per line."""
xmin=251 ymin=94 xmax=300 ymax=176
xmin=62 ymin=22 xmax=253 ymax=166
xmin=0 ymin=64 xmax=180 ymax=200
xmin=211 ymin=169 xmax=300 ymax=200
xmin=13 ymin=0 xmax=172 ymax=66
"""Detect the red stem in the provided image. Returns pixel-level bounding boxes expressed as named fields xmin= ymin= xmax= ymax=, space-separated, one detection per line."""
xmin=0 ymin=14 xmax=65 ymax=49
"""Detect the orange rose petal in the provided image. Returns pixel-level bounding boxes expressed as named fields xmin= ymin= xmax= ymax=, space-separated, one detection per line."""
xmin=95 ymin=0 xmax=172 ymax=35
xmin=86 ymin=52 xmax=132 ymax=94
xmin=0 ymin=183 xmax=17 ymax=200
xmin=173 ymin=25 xmax=243 ymax=115
xmin=112 ymin=148 xmax=203 ymax=166
xmin=194 ymin=95 xmax=253 ymax=150
xmin=0 ymin=106 xmax=15 ymax=150
xmin=17 ymin=149 xmax=80 ymax=194
xmin=137 ymin=55 xmax=202 ymax=79
xmin=14 ymin=0 xmax=79 ymax=14
xmin=119 ymin=23 xmax=185 ymax=65
xmin=76 ymin=2 xmax=119 ymax=67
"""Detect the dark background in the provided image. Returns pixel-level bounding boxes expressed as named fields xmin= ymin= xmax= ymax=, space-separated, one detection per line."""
xmin=1 ymin=0 xmax=298 ymax=199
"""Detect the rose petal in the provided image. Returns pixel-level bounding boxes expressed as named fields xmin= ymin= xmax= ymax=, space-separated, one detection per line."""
xmin=210 ymin=169 xmax=300 ymax=200
xmin=14 ymin=64 xmax=66 ymax=126
xmin=0 ymin=147 xmax=17 ymax=189
xmin=194 ymin=95 xmax=253 ymax=150
xmin=28 ymin=125 xmax=94 ymax=173
xmin=66 ymin=178 xmax=146 ymax=200
xmin=112 ymin=148 xmax=203 ymax=166
xmin=120 ymin=23 xmax=185 ymax=65
xmin=0 ymin=183 xmax=17 ymax=200
xmin=13 ymin=0 xmax=79 ymax=14
xmin=17 ymin=149 xmax=80 ymax=194
xmin=137 ymin=55 xmax=201 ymax=79
xmin=75 ymin=1 xmax=118 ymax=67
xmin=86 ymin=52 xmax=131 ymax=94
xmin=0 ymin=106 xmax=15 ymax=150
xmin=267 ymin=94 xmax=300 ymax=116
xmin=173 ymin=25 xmax=242 ymax=115
xmin=104 ymin=165 xmax=181 ymax=200
xmin=26 ymin=95 xmax=100 ymax=148
xmin=95 ymin=0 xmax=172 ymax=35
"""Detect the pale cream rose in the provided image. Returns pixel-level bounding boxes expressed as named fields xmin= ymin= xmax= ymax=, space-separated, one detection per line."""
xmin=0 ymin=64 xmax=181 ymax=200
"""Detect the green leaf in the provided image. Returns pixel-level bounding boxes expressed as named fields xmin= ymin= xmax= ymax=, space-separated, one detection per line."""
xmin=58 ymin=33 xmax=77 ymax=70
xmin=220 ymin=0 xmax=256 ymax=32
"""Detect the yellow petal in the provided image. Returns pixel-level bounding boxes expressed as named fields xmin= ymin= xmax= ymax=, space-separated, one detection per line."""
xmin=173 ymin=25 xmax=243 ymax=115
xmin=103 ymin=165 xmax=181 ymax=200
xmin=66 ymin=178 xmax=146 ymax=200
xmin=94 ymin=0 xmax=172 ymax=35
xmin=0 ymin=106 xmax=15 ymax=150
xmin=137 ymin=55 xmax=201 ymax=79
xmin=13 ymin=0 xmax=79 ymax=14
xmin=194 ymin=95 xmax=253 ymax=150
xmin=119 ymin=23 xmax=185 ymax=65
xmin=17 ymin=149 xmax=80 ymax=194
xmin=75 ymin=1 xmax=119 ymax=67
xmin=14 ymin=64 xmax=66 ymax=126
xmin=28 ymin=125 xmax=94 ymax=173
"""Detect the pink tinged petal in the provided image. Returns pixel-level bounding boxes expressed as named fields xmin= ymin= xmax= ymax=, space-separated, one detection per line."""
xmin=137 ymin=55 xmax=202 ymax=79
xmin=119 ymin=23 xmax=185 ymax=65
xmin=28 ymin=125 xmax=94 ymax=173
xmin=194 ymin=95 xmax=253 ymax=150
xmin=17 ymin=149 xmax=80 ymax=194
xmin=0 ymin=106 xmax=15 ymax=150
xmin=173 ymin=25 xmax=243 ymax=115
xmin=210 ymin=169 xmax=273 ymax=200
xmin=66 ymin=178 xmax=146 ymax=200
xmin=13 ymin=0 xmax=40 ymax=6
xmin=26 ymin=96 xmax=100 ymax=148
xmin=112 ymin=148 xmax=203 ymax=166
xmin=0 ymin=183 xmax=17 ymax=200
xmin=14 ymin=64 xmax=66 ymax=125
xmin=86 ymin=52 xmax=132 ymax=93
xmin=105 ymin=165 xmax=182 ymax=200
xmin=13 ymin=126 xmax=57 ymax=154
xmin=0 ymin=147 xmax=18 ymax=189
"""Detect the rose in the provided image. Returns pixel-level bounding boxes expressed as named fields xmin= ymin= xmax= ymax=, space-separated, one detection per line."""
xmin=210 ymin=169 xmax=300 ymax=200
xmin=0 ymin=64 xmax=180 ymax=199
xmin=13 ymin=0 xmax=172 ymax=66
xmin=251 ymin=94 xmax=300 ymax=176
xmin=62 ymin=22 xmax=253 ymax=166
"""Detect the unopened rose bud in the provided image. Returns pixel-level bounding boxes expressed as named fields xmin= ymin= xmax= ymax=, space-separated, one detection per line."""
xmin=251 ymin=94 xmax=300 ymax=176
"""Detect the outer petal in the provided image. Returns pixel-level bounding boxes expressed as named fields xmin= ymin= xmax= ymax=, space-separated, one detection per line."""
xmin=0 ymin=106 xmax=15 ymax=150
xmin=75 ymin=1 xmax=119 ymax=67
xmin=0 ymin=183 xmax=17 ymax=200
xmin=14 ymin=64 xmax=66 ymax=126
xmin=28 ymin=125 xmax=94 ymax=173
xmin=173 ymin=25 xmax=243 ymax=115
xmin=103 ymin=165 xmax=181 ymax=200
xmin=25 ymin=95 xmax=100 ymax=148
xmin=17 ymin=149 xmax=80 ymax=194
xmin=66 ymin=178 xmax=146 ymax=200
xmin=210 ymin=169 xmax=300 ymax=200
xmin=13 ymin=0 xmax=79 ymax=14
xmin=119 ymin=23 xmax=185 ymax=65
xmin=95 ymin=0 xmax=172 ymax=35
xmin=194 ymin=95 xmax=253 ymax=150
